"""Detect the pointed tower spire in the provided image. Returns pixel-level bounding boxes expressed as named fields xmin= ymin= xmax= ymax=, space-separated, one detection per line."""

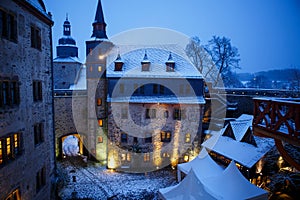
xmin=63 ymin=14 xmax=71 ymax=36
xmin=91 ymin=0 xmax=108 ymax=39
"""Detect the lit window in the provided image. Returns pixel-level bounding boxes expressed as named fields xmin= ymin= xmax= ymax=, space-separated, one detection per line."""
xmin=184 ymin=155 xmax=189 ymax=162
xmin=6 ymin=137 xmax=11 ymax=158
xmin=161 ymin=131 xmax=171 ymax=142
xmin=98 ymin=66 xmax=102 ymax=72
xmin=5 ymin=189 xmax=21 ymax=200
xmin=98 ymin=136 xmax=103 ymax=143
xmin=0 ymin=133 xmax=22 ymax=165
xmin=0 ymin=140 xmax=2 ymax=164
xmin=97 ymin=98 xmax=102 ymax=106
xmin=121 ymin=153 xmax=131 ymax=161
xmin=98 ymin=119 xmax=103 ymax=127
xmin=185 ymin=133 xmax=191 ymax=143
xmin=144 ymin=153 xmax=150 ymax=162
xmin=127 ymin=153 xmax=131 ymax=161
xmin=13 ymin=133 xmax=19 ymax=154
xmin=162 ymin=152 xmax=170 ymax=158
xmin=121 ymin=153 xmax=126 ymax=161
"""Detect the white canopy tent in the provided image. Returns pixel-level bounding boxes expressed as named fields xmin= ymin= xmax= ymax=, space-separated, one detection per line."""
xmin=177 ymin=148 xmax=223 ymax=181
xmin=204 ymin=161 xmax=268 ymax=200
xmin=159 ymin=168 xmax=218 ymax=200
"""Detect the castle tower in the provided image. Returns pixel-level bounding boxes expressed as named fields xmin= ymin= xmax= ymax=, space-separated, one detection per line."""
xmin=57 ymin=15 xmax=78 ymax=57
xmin=85 ymin=0 xmax=113 ymax=162
xmin=53 ymin=15 xmax=81 ymax=89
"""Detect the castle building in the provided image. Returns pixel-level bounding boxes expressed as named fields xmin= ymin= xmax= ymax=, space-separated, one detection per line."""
xmin=54 ymin=0 xmax=206 ymax=172
xmin=53 ymin=16 xmax=82 ymax=89
xmin=0 ymin=0 xmax=55 ymax=199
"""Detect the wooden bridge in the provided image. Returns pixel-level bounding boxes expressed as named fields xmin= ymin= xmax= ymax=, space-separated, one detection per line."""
xmin=253 ymin=98 xmax=300 ymax=171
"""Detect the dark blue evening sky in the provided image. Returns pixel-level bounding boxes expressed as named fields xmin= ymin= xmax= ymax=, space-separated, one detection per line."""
xmin=44 ymin=0 xmax=300 ymax=73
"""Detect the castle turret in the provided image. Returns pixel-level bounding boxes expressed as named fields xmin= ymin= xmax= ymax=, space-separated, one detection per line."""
xmin=85 ymin=0 xmax=113 ymax=162
xmin=56 ymin=15 xmax=78 ymax=58
xmin=53 ymin=15 xmax=81 ymax=89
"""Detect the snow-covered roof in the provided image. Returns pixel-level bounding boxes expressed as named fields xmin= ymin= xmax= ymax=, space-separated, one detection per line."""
xmin=25 ymin=0 xmax=50 ymax=18
xmin=54 ymin=57 xmax=82 ymax=63
xmin=87 ymin=37 xmax=111 ymax=42
xmin=204 ymin=161 xmax=268 ymax=200
xmin=177 ymin=148 xmax=223 ymax=180
xmin=58 ymin=36 xmax=77 ymax=45
xmin=107 ymin=47 xmax=203 ymax=79
xmin=69 ymin=66 xmax=86 ymax=90
xmin=107 ymin=95 xmax=205 ymax=104
xmin=230 ymin=116 xmax=253 ymax=141
xmin=159 ymin=169 xmax=218 ymax=200
xmin=202 ymin=115 xmax=275 ymax=168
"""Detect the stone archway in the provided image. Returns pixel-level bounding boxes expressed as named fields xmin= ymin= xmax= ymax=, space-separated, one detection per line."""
xmin=59 ymin=133 xmax=86 ymax=158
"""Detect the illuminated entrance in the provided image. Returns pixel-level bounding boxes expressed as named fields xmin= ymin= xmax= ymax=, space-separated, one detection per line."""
xmin=60 ymin=133 xmax=85 ymax=158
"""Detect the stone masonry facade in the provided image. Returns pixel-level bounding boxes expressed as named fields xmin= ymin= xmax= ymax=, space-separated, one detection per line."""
xmin=107 ymin=102 xmax=204 ymax=171
xmin=0 ymin=0 xmax=54 ymax=199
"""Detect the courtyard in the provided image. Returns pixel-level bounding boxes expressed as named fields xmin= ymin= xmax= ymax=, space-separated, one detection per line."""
xmin=56 ymin=157 xmax=177 ymax=200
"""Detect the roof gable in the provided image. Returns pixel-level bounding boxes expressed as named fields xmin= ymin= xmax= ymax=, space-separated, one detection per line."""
xmin=107 ymin=46 xmax=203 ymax=79
xmin=222 ymin=124 xmax=236 ymax=140
xmin=241 ymin=128 xmax=257 ymax=147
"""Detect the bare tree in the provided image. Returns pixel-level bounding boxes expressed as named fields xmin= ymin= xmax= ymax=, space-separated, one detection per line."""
xmin=185 ymin=37 xmax=219 ymax=85
xmin=206 ymin=36 xmax=240 ymax=86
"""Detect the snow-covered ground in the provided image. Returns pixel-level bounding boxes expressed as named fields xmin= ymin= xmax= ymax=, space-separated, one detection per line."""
xmin=57 ymin=157 xmax=177 ymax=200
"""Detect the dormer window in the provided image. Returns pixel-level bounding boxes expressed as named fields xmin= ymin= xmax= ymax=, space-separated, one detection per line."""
xmin=114 ymin=53 xmax=124 ymax=71
xmin=141 ymin=51 xmax=150 ymax=71
xmin=166 ymin=53 xmax=175 ymax=72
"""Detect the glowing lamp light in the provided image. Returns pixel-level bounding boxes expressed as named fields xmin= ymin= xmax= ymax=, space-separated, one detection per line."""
xmin=171 ymin=158 xmax=178 ymax=167
xmin=107 ymin=150 xmax=118 ymax=170
xmin=107 ymin=157 xmax=117 ymax=170
xmin=184 ymin=155 xmax=189 ymax=162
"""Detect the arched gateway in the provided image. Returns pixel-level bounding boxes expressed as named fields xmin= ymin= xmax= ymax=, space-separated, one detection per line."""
xmin=58 ymin=133 xmax=87 ymax=159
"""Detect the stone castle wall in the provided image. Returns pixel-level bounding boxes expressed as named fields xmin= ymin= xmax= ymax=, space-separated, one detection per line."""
xmin=0 ymin=0 xmax=54 ymax=199
xmin=107 ymin=102 xmax=203 ymax=171
xmin=54 ymin=94 xmax=87 ymax=157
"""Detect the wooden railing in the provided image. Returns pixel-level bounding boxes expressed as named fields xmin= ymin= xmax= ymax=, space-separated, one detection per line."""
xmin=253 ymin=98 xmax=300 ymax=170
xmin=253 ymin=98 xmax=300 ymax=145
